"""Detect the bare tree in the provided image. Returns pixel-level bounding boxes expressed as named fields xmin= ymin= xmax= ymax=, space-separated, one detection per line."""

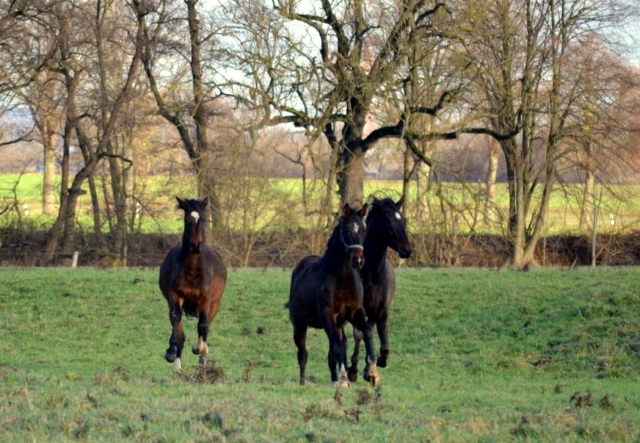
xmin=219 ymin=0 xmax=476 ymax=207
xmin=460 ymin=0 xmax=629 ymax=268
xmin=43 ymin=1 xmax=146 ymax=263
xmin=135 ymin=0 xmax=225 ymax=227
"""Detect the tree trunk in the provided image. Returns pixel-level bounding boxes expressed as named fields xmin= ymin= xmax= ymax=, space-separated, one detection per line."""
xmin=415 ymin=156 xmax=431 ymax=221
xmin=484 ymin=142 xmax=499 ymax=224
xmin=504 ymin=140 xmax=527 ymax=269
xmin=109 ymin=142 xmax=127 ymax=261
xmin=42 ymin=74 xmax=75 ymax=264
xmin=187 ymin=0 xmax=222 ymax=231
xmin=42 ymin=130 xmax=56 ymax=215
xmin=579 ymin=167 xmax=595 ymax=231
xmin=401 ymin=144 xmax=414 ymax=217
xmin=88 ymin=174 xmax=106 ymax=250
xmin=336 ymin=145 xmax=366 ymax=208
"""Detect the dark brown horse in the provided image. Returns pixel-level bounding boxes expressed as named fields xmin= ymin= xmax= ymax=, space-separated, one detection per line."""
xmin=288 ymin=203 xmax=379 ymax=388
xmin=159 ymin=197 xmax=227 ymax=371
xmin=347 ymin=197 xmax=412 ymax=382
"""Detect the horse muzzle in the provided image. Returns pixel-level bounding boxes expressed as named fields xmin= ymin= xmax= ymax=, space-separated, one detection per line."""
xmin=352 ymin=256 xmax=365 ymax=270
xmin=398 ymin=240 xmax=413 ymax=259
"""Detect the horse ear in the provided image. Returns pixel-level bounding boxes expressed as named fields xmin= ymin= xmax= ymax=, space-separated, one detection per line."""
xmin=342 ymin=203 xmax=351 ymax=217
xmin=176 ymin=197 xmax=187 ymax=211
xmin=357 ymin=203 xmax=368 ymax=218
xmin=201 ymin=197 xmax=208 ymax=208
xmin=396 ymin=195 xmax=405 ymax=209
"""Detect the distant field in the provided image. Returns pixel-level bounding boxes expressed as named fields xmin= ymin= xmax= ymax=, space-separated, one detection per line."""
xmin=1 ymin=267 xmax=639 ymax=441
xmin=2 ymin=173 xmax=640 ymax=235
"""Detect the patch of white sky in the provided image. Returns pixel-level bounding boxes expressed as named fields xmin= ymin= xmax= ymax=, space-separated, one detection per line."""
xmin=626 ymin=22 xmax=640 ymax=66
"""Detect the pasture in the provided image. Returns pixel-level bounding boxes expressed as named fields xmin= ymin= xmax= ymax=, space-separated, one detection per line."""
xmin=1 ymin=267 xmax=639 ymax=442
xmin=2 ymin=173 xmax=640 ymax=234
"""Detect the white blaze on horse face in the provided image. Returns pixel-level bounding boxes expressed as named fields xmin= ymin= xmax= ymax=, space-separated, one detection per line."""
xmin=353 ymin=224 xmax=359 ymax=234
xmin=395 ymin=212 xmax=402 ymax=220
xmin=190 ymin=211 xmax=200 ymax=222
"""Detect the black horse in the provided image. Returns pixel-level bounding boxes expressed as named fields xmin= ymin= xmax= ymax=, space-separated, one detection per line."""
xmin=348 ymin=197 xmax=412 ymax=382
xmin=159 ymin=197 xmax=227 ymax=371
xmin=288 ymin=203 xmax=379 ymax=387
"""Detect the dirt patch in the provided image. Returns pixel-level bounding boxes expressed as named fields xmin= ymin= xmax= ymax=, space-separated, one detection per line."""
xmin=174 ymin=362 xmax=226 ymax=384
xmin=355 ymin=388 xmax=373 ymax=406
xmin=570 ymin=391 xmax=593 ymax=408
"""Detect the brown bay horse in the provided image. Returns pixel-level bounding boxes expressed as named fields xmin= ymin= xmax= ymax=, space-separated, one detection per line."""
xmin=348 ymin=197 xmax=412 ymax=382
xmin=288 ymin=203 xmax=379 ymax=388
xmin=159 ymin=197 xmax=227 ymax=371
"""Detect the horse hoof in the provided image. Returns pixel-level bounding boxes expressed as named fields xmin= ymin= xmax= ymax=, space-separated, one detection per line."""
xmin=334 ymin=379 xmax=351 ymax=389
xmin=376 ymin=357 xmax=387 ymax=368
xmin=192 ymin=346 xmax=200 ymax=355
xmin=165 ymin=351 xmax=177 ymax=363
xmin=364 ymin=365 xmax=380 ymax=386
xmin=347 ymin=367 xmax=358 ymax=383
xmin=199 ymin=355 xmax=208 ymax=366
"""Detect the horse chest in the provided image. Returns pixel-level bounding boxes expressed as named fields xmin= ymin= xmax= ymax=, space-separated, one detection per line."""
xmin=333 ymin=279 xmax=362 ymax=311
xmin=175 ymin=271 xmax=208 ymax=301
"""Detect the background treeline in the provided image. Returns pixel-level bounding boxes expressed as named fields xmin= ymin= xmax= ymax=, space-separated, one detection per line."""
xmin=1 ymin=0 xmax=640 ymax=268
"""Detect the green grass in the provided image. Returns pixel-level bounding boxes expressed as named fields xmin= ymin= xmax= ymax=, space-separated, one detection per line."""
xmin=2 ymin=173 xmax=640 ymax=235
xmin=1 ymin=267 xmax=639 ymax=441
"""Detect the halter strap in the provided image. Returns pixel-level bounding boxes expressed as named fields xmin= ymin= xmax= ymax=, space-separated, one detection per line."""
xmin=340 ymin=223 xmax=363 ymax=253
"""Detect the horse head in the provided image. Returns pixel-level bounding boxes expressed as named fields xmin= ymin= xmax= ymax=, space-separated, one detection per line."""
xmin=366 ymin=196 xmax=413 ymax=259
xmin=176 ymin=197 xmax=208 ymax=253
xmin=339 ymin=203 xmax=368 ymax=269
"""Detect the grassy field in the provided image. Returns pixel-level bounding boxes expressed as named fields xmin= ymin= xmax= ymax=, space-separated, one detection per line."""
xmin=1 ymin=267 xmax=639 ymax=442
xmin=2 ymin=173 xmax=640 ymax=235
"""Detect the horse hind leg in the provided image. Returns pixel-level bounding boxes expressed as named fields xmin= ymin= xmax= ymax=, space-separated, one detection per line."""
xmin=293 ymin=324 xmax=308 ymax=385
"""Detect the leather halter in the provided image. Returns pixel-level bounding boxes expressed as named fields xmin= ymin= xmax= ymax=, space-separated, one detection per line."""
xmin=340 ymin=222 xmax=363 ymax=253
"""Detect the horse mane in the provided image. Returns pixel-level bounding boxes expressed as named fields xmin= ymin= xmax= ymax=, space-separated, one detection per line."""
xmin=366 ymin=197 xmax=395 ymax=223
xmin=326 ymin=220 xmax=343 ymax=249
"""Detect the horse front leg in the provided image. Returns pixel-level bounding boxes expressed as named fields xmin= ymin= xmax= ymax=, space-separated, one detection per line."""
xmin=327 ymin=327 xmax=348 ymax=383
xmin=166 ymin=296 xmax=185 ymax=372
xmin=192 ymin=304 xmax=210 ymax=366
xmin=352 ymin=308 xmax=379 ymax=386
xmin=348 ymin=327 xmax=363 ymax=382
xmin=320 ymin=309 xmax=350 ymax=388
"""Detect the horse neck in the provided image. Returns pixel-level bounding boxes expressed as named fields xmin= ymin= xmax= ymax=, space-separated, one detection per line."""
xmin=320 ymin=228 xmax=352 ymax=275
xmin=363 ymin=227 xmax=388 ymax=274
xmin=180 ymin=232 xmax=205 ymax=264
